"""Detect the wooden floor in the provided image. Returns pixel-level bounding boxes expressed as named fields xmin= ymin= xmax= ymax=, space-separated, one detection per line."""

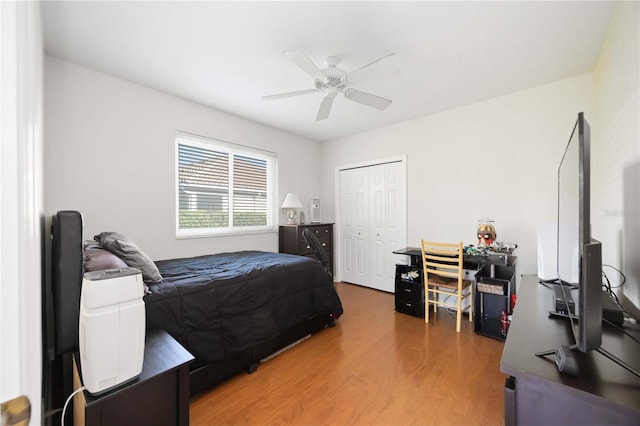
xmin=190 ymin=282 xmax=507 ymax=425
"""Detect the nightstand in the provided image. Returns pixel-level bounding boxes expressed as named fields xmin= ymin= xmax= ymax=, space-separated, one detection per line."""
xmin=73 ymin=329 xmax=194 ymax=426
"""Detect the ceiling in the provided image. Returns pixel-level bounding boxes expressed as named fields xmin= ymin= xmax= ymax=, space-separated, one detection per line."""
xmin=41 ymin=1 xmax=615 ymax=142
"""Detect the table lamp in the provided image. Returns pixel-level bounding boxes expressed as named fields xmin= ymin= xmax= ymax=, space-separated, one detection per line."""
xmin=281 ymin=193 xmax=303 ymax=224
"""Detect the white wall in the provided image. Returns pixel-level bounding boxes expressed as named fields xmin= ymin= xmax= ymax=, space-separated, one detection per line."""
xmin=321 ymin=73 xmax=596 ymax=287
xmin=594 ymin=1 xmax=640 ymax=309
xmin=44 ymin=56 xmax=322 ymax=260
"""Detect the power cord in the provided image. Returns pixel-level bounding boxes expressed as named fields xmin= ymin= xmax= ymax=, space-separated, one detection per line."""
xmin=601 ymin=267 xmax=639 ymax=324
xmin=60 ymin=386 xmax=85 ymax=426
xmin=602 ymin=264 xmax=626 ymax=288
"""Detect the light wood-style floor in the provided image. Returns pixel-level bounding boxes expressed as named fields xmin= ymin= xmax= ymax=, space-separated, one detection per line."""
xmin=190 ymin=282 xmax=506 ymax=425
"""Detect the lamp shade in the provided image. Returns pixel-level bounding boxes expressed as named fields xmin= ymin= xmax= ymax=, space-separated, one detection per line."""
xmin=281 ymin=193 xmax=303 ymax=209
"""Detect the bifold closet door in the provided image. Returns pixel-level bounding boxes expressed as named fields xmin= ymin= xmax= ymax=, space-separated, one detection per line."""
xmin=339 ymin=161 xmax=406 ymax=292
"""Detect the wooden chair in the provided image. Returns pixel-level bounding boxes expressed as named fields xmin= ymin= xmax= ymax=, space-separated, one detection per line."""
xmin=421 ymin=240 xmax=473 ymax=332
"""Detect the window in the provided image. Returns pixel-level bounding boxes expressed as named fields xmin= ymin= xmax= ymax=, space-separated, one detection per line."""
xmin=176 ymin=132 xmax=277 ymax=237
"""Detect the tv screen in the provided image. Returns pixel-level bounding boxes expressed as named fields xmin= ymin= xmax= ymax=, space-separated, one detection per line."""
xmin=557 ymin=119 xmax=580 ymax=285
xmin=557 ymin=112 xmax=602 ymax=353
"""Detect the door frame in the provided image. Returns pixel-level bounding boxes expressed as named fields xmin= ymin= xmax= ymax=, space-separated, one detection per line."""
xmin=334 ymin=155 xmax=407 ymax=284
xmin=0 ymin=1 xmax=43 ymax=421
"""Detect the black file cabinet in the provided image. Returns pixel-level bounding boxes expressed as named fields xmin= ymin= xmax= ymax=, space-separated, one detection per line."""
xmin=474 ymin=264 xmax=516 ymax=341
xmin=394 ymin=264 xmax=425 ymax=317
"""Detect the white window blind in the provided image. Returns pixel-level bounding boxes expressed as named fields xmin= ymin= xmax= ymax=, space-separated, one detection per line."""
xmin=176 ymin=132 xmax=277 ymax=236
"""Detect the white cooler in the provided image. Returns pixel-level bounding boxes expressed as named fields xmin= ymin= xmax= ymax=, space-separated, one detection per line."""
xmin=79 ymin=267 xmax=145 ymax=395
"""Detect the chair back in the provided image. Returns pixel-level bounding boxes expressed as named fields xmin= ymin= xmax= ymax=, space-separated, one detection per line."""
xmin=421 ymin=240 xmax=464 ymax=282
xmin=302 ymin=228 xmax=332 ymax=280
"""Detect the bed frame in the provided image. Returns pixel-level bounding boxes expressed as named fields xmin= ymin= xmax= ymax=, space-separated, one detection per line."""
xmin=43 ymin=211 xmax=335 ymax=423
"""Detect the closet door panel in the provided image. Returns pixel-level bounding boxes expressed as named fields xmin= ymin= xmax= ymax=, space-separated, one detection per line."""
xmin=383 ymin=163 xmax=407 ymax=292
xmin=340 ymin=168 xmax=369 ymax=286
xmin=369 ymin=164 xmax=387 ymax=291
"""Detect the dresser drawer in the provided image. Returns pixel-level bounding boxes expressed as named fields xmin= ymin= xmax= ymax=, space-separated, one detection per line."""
xmin=298 ymin=237 xmax=332 ymax=255
xmin=299 ymin=224 xmax=331 ymax=237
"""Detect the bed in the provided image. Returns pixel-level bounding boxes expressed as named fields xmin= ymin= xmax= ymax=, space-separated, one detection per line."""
xmin=44 ymin=210 xmax=343 ymax=418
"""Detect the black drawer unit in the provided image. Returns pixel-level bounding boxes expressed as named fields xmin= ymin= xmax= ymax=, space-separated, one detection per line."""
xmin=394 ymin=264 xmax=424 ymax=318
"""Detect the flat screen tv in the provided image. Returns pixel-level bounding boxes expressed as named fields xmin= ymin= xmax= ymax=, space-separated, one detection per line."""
xmin=556 ymin=112 xmax=602 ymax=353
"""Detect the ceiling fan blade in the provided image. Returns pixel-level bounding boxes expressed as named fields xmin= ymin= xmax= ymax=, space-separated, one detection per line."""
xmin=283 ymin=51 xmax=327 ymax=82
xmin=345 ymin=53 xmax=396 ymax=86
xmin=262 ymin=89 xmax=317 ymax=101
xmin=344 ymin=89 xmax=392 ymax=110
xmin=316 ymin=96 xmax=335 ymax=121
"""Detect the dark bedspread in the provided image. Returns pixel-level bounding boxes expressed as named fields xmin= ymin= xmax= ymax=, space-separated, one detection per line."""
xmin=144 ymin=251 xmax=343 ymax=364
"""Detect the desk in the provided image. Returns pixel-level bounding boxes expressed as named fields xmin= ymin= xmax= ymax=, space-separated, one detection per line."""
xmin=393 ymin=247 xmax=516 ymax=339
xmin=501 ymin=275 xmax=640 ymax=425
xmin=392 ymin=247 xmax=516 ymax=270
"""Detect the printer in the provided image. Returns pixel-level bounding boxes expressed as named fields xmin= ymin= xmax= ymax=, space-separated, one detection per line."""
xmin=79 ymin=267 xmax=145 ymax=395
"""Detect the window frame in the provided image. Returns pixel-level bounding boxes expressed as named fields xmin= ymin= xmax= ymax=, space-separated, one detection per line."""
xmin=175 ymin=131 xmax=278 ymax=238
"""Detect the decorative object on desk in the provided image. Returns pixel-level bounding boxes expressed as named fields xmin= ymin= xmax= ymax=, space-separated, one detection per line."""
xmin=477 ymin=218 xmax=496 ymax=247
xmin=491 ymin=241 xmax=517 ymax=254
xmin=401 ymin=270 xmax=419 ymax=281
xmin=281 ymin=193 xmax=303 ymax=224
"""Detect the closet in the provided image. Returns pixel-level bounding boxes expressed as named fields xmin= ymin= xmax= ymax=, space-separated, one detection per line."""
xmin=339 ymin=159 xmax=406 ymax=292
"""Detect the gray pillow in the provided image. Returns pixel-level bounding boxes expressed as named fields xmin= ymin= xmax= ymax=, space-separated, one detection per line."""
xmin=84 ymin=245 xmax=128 ymax=272
xmin=94 ymin=232 xmax=163 ymax=285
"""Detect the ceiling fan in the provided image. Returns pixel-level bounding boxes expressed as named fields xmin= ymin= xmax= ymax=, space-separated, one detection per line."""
xmin=262 ymin=51 xmax=396 ymax=121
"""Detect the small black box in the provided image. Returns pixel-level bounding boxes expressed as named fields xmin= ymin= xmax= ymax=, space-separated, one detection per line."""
xmin=553 ymin=285 xmax=575 ymax=315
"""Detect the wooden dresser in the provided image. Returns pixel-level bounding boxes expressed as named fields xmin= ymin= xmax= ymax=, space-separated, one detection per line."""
xmin=279 ymin=223 xmax=334 ymax=277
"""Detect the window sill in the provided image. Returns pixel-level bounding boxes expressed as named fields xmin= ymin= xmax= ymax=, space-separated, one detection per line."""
xmin=176 ymin=226 xmax=278 ymax=239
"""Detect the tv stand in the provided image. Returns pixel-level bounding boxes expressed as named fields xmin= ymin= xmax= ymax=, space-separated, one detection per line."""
xmin=501 ymin=275 xmax=639 ymax=425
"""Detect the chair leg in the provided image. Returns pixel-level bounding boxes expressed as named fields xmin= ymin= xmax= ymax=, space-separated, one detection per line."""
xmin=425 ymin=287 xmax=430 ymax=324
xmin=456 ymin=292 xmax=462 ymax=333
xmin=424 ymin=287 xmax=428 ymax=323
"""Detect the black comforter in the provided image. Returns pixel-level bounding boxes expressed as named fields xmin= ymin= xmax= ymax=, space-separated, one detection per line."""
xmin=144 ymin=251 xmax=343 ymax=364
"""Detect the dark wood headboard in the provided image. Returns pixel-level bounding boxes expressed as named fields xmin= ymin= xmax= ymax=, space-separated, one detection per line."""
xmin=43 ymin=210 xmax=83 ymax=425
xmin=51 ymin=210 xmax=83 ymax=355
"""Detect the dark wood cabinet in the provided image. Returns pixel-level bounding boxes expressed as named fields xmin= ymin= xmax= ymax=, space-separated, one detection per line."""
xmin=73 ymin=329 xmax=194 ymax=426
xmin=279 ymin=223 xmax=334 ymax=277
